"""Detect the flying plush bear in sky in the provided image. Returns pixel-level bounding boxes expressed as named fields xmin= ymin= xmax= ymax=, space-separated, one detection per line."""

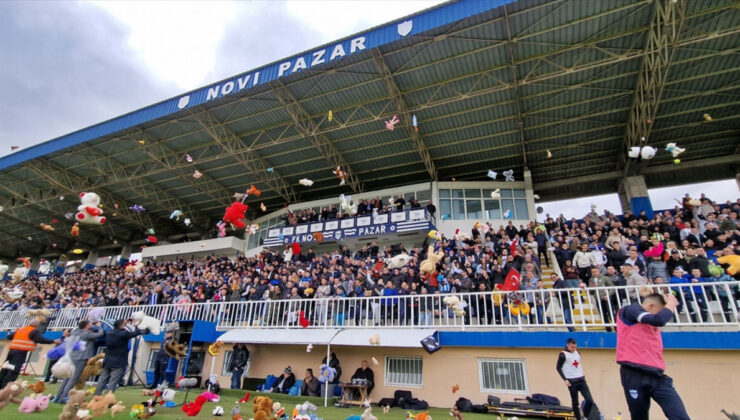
xmin=223 ymin=202 xmax=248 ymax=229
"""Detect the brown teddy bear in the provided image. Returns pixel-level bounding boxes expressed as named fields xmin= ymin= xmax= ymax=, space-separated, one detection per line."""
xmin=74 ymin=353 xmax=104 ymax=389
xmin=86 ymin=391 xmax=116 ymax=417
xmin=59 ymin=389 xmax=87 ymax=420
xmin=165 ymin=340 xmax=187 ymax=358
xmin=419 ymin=245 xmax=444 ymax=274
xmin=252 ymin=396 xmax=273 ymax=420
xmin=0 ymin=380 xmax=27 ymax=411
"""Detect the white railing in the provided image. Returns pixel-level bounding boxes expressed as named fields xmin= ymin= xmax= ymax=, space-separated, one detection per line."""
xmin=4 ymin=282 xmax=738 ymax=333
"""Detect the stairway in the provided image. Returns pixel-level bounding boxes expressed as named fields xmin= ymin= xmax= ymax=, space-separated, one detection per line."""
xmin=540 ymin=263 xmax=605 ymax=329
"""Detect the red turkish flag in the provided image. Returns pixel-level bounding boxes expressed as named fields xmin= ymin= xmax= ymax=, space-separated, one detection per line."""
xmin=510 ymin=238 xmax=519 ymax=256
xmin=503 ymin=268 xmax=521 ymax=291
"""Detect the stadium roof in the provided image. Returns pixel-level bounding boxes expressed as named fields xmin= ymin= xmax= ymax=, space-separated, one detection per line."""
xmin=1 ymin=0 xmax=739 ymax=259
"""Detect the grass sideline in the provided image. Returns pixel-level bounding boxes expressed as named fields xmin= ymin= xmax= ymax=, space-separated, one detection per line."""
xmin=0 ymin=383 xmax=535 ymax=420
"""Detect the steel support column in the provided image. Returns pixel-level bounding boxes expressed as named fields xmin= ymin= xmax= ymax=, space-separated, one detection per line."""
xmin=270 ymin=80 xmax=362 ymax=193
xmin=371 ymin=49 xmax=437 ymax=180
xmin=190 ymin=108 xmax=298 ymax=204
xmin=622 ymin=0 xmax=685 ymax=174
xmin=503 ymin=4 xmax=529 ymax=167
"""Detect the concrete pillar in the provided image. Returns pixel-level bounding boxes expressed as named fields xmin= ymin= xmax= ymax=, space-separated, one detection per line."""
xmin=119 ymin=245 xmax=132 ymax=266
xmin=28 ymin=257 xmax=41 ymax=277
xmin=83 ymin=250 xmax=99 ymax=270
xmin=523 ymin=168 xmax=536 ymax=222
xmin=619 ymin=175 xmax=654 ymax=218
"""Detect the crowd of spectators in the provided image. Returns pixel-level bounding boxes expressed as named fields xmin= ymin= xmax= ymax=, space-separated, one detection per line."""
xmin=280 ymin=194 xmax=435 ymax=226
xmin=1 ymin=194 xmax=738 ymax=329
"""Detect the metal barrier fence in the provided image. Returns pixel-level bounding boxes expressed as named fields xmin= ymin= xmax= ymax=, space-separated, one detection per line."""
xmin=3 ymin=282 xmax=738 ymax=332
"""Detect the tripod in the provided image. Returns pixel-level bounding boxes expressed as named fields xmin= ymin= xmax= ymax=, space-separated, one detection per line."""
xmin=125 ymin=336 xmax=146 ymax=387
xmin=21 ymin=350 xmax=39 ymax=377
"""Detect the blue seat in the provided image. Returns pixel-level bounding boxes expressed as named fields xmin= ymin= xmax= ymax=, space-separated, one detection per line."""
xmin=288 ymin=379 xmax=303 ymax=396
xmin=257 ymin=374 xmax=277 ymax=392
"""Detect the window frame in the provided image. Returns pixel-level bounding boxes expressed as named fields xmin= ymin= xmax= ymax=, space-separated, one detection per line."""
xmin=384 ymin=355 xmax=424 ymax=388
xmin=478 ymin=358 xmax=529 ymax=394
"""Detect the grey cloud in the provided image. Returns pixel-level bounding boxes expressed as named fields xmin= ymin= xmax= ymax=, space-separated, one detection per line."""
xmin=208 ymin=2 xmax=332 ymax=83
xmin=0 ymin=1 xmax=179 ymax=150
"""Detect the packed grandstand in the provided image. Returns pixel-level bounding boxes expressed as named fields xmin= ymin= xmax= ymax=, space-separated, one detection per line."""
xmin=3 ymin=194 xmax=738 ymax=333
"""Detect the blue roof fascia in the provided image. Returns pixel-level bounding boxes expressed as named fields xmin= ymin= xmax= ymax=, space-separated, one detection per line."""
xmin=0 ymin=0 xmax=516 ymax=172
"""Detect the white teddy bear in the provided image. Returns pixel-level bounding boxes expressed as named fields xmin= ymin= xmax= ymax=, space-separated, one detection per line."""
xmin=76 ymin=192 xmax=106 ymax=225
xmin=339 ymin=194 xmax=358 ymax=216
xmin=132 ymin=311 xmax=162 ymax=335
xmin=443 ymin=295 xmax=467 ymax=317
xmin=385 ymin=253 xmax=412 ymax=269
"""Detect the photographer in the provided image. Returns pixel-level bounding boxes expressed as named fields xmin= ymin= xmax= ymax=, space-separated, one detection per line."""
xmin=94 ymin=318 xmax=147 ymax=395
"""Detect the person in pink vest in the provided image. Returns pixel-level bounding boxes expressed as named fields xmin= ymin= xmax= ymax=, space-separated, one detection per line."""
xmin=616 ymin=292 xmax=690 ymax=420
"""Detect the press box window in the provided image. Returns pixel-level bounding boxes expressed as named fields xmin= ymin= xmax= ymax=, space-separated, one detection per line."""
xmin=478 ymin=358 xmax=528 ymax=394
xmin=384 ymin=356 xmax=423 ymax=387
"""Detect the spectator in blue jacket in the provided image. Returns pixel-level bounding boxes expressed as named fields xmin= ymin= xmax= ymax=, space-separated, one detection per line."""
xmin=687 ymin=268 xmax=709 ymax=322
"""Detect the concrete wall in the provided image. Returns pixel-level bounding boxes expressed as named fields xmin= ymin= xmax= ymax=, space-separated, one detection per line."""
xmin=141 ymin=236 xmax=247 ymax=261
xmin=212 ymin=343 xmax=739 ymax=420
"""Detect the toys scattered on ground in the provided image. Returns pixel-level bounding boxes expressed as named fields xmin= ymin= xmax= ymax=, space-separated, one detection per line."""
xmin=110 ymin=401 xmax=125 ymax=417
xmin=252 ymin=395 xmax=274 ymax=420
xmin=18 ymin=394 xmax=50 ymax=413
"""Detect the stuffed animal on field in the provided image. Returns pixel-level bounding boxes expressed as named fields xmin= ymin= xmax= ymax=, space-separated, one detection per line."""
xmin=385 ymin=253 xmax=411 ymax=269
xmin=18 ymin=394 xmax=50 ymax=413
xmin=223 ymin=202 xmax=248 ymax=230
xmin=449 ymin=407 xmax=463 ymax=420
xmin=443 ymin=296 xmax=466 ymax=317
xmin=27 ymin=380 xmax=45 ymax=395
xmin=0 ymin=381 xmax=27 ymax=411
xmin=86 ymin=391 xmax=115 ymax=417
xmin=110 ymin=401 xmax=125 ymax=417
xmin=419 ymin=246 xmax=444 ymax=274
xmin=252 ymin=396 xmax=274 ymax=420
xmin=415 ymin=412 xmax=431 ymax=420
xmin=57 ymin=389 xmax=86 ymax=420
xmin=182 ymin=395 xmax=207 ymax=417
xmin=74 ymin=353 xmax=104 ymax=389
xmin=75 ymin=408 xmax=92 ymax=420
xmin=132 ymin=311 xmax=162 ymax=335
xmin=75 ymin=192 xmax=106 ymax=225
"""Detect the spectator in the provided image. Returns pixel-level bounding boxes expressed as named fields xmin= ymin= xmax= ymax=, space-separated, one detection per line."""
xmin=300 ymin=368 xmax=320 ymax=397
xmin=229 ymin=344 xmax=250 ymax=389
xmin=269 ymin=366 xmax=295 ymax=394
xmin=350 ymin=359 xmax=375 ymax=396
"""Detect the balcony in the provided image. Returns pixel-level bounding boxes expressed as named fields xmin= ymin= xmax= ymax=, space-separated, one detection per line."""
xmin=262 ymin=208 xmax=434 ymax=247
xmin=5 ymin=282 xmax=737 ymax=333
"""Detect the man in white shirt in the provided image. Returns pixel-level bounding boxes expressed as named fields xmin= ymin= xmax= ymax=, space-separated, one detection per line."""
xmin=557 ymin=338 xmax=597 ymax=419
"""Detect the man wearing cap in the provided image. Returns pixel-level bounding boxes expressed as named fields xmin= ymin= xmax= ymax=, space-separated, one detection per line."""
xmin=556 ymin=338 xmax=596 ymax=419
xmin=94 ymin=319 xmax=147 ymax=395
xmin=616 ymin=292 xmax=689 ymax=420
xmin=0 ymin=319 xmax=60 ymax=388
xmin=269 ymin=366 xmax=295 ymax=394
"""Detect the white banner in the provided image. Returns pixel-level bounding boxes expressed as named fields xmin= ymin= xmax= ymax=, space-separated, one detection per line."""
xmin=296 ymin=225 xmax=308 ymax=234
xmin=268 ymin=229 xmax=280 ymax=238
xmin=341 ymin=218 xmax=355 ymax=228
xmin=391 ymin=212 xmax=406 ymax=222
xmin=373 ymin=214 xmax=388 ymax=224
xmin=281 ymin=226 xmax=294 ymax=235
xmin=409 ymin=209 xmax=426 ymax=220
xmin=357 ymin=217 xmax=371 ymax=227
xmin=310 ymin=223 xmax=323 ymax=232
xmin=325 ymin=221 xmax=339 ymax=231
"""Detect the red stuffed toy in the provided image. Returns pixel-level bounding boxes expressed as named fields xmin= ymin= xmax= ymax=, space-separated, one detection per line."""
xmin=182 ymin=395 xmax=207 ymax=417
xmin=223 ymin=202 xmax=248 ymax=229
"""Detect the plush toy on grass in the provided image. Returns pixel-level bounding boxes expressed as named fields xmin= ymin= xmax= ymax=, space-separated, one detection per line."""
xmin=58 ymin=388 xmax=86 ymax=420
xmin=86 ymin=391 xmax=115 ymax=417
xmin=132 ymin=311 xmax=162 ymax=335
xmin=252 ymin=396 xmax=274 ymax=420
xmin=110 ymin=401 xmax=125 ymax=417
xmin=18 ymin=394 xmax=49 ymax=413
xmin=0 ymin=381 xmax=26 ymax=411
xmin=182 ymin=395 xmax=207 ymax=417
xmin=76 ymin=193 xmax=106 ymax=225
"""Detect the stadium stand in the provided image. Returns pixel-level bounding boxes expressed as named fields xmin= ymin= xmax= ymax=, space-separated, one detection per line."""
xmin=2 ymin=195 xmax=738 ymax=332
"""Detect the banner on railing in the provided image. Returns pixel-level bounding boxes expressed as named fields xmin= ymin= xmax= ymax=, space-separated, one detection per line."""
xmin=264 ymin=209 xmax=432 ymax=246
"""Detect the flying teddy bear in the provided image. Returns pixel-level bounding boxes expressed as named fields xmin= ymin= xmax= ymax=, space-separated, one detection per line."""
xmin=385 ymin=253 xmax=411 ymax=269
xmin=717 ymin=255 xmax=740 ymax=278
xmin=74 ymin=353 xmax=104 ymax=389
xmin=453 ymin=229 xmax=471 ymax=242
xmin=419 ymin=246 xmax=444 ymax=274
xmin=75 ymin=192 xmax=106 ymax=225
xmin=208 ymin=341 xmax=224 ymax=357
xmin=443 ymin=296 xmax=466 ymax=317
xmin=223 ymin=202 xmax=248 ymax=230
xmin=339 ymin=194 xmax=357 ymax=216
xmin=165 ymin=340 xmax=188 ymax=358
xmin=132 ymin=311 xmax=162 ymax=335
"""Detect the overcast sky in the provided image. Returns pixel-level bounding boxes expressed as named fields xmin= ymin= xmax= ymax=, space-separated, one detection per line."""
xmin=0 ymin=0 xmax=737 ymax=218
